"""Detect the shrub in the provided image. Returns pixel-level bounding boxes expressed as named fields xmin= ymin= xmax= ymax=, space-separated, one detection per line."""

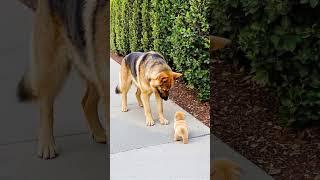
xmin=110 ymin=0 xmax=117 ymax=51
xmin=150 ymin=0 xmax=174 ymax=64
xmin=129 ymin=0 xmax=142 ymax=52
xmin=210 ymin=0 xmax=320 ymax=126
xmin=141 ymin=0 xmax=152 ymax=52
xmin=111 ymin=0 xmax=210 ymax=101
xmin=113 ymin=0 xmax=122 ymax=53
xmin=169 ymin=0 xmax=210 ymax=100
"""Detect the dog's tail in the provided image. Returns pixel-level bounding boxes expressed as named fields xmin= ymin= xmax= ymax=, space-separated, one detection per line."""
xmin=115 ymin=72 xmax=122 ymax=94
xmin=17 ymin=74 xmax=36 ymax=102
xmin=211 ymin=159 xmax=241 ymax=180
xmin=115 ymin=85 xmax=121 ymax=94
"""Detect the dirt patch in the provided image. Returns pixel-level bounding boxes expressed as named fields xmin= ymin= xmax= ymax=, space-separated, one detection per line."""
xmin=211 ymin=59 xmax=320 ymax=180
xmin=111 ymin=52 xmax=210 ymax=127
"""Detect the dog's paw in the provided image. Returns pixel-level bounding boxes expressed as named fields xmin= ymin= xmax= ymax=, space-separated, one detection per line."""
xmin=146 ymin=119 xmax=155 ymax=126
xmin=92 ymin=129 xmax=106 ymax=144
xmin=160 ymin=118 xmax=169 ymax=125
xmin=37 ymin=139 xmax=58 ymax=159
xmin=121 ymin=107 xmax=128 ymax=112
xmin=138 ymin=103 xmax=143 ymax=107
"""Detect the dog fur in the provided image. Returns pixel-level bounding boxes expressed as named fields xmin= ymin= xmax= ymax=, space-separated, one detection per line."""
xmin=173 ymin=111 xmax=189 ymax=144
xmin=115 ymin=51 xmax=182 ymax=126
xmin=211 ymin=159 xmax=241 ymax=180
xmin=17 ymin=0 xmax=109 ymax=159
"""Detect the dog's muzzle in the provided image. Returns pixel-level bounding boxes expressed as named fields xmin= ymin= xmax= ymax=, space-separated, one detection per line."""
xmin=161 ymin=96 xmax=168 ymax=101
xmin=157 ymin=89 xmax=169 ymax=101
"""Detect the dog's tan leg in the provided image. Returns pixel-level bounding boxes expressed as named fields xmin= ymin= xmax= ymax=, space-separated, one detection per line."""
xmin=121 ymin=93 xmax=129 ymax=112
xmin=135 ymin=88 xmax=143 ymax=107
xmin=82 ymin=82 xmax=106 ymax=143
xmin=35 ymin=52 xmax=70 ymax=159
xmin=34 ymin=50 xmax=70 ymax=159
xmin=92 ymin=4 xmax=109 ymax=145
xmin=141 ymin=92 xmax=154 ymax=126
xmin=119 ymin=63 xmax=132 ymax=112
xmin=32 ymin=4 xmax=71 ymax=159
xmin=155 ymin=92 xmax=169 ymax=125
xmin=38 ymin=98 xmax=57 ymax=159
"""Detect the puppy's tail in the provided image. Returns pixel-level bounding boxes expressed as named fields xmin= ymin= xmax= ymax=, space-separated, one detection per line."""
xmin=211 ymin=159 xmax=241 ymax=180
xmin=17 ymin=74 xmax=36 ymax=102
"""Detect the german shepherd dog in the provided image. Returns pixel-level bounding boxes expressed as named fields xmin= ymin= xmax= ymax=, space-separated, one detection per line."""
xmin=115 ymin=51 xmax=182 ymax=126
xmin=17 ymin=0 xmax=109 ymax=159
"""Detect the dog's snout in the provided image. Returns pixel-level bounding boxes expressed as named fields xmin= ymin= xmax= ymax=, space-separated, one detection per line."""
xmin=161 ymin=95 xmax=169 ymax=101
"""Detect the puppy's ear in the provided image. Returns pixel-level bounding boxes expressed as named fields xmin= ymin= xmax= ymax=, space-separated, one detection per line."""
xmin=172 ymin=72 xmax=182 ymax=80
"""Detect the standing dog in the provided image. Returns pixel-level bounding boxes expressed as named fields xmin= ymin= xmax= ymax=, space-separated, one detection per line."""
xmin=17 ymin=0 xmax=109 ymax=159
xmin=115 ymin=51 xmax=182 ymax=126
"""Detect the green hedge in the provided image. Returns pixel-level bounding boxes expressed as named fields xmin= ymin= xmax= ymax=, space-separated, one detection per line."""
xmin=111 ymin=0 xmax=210 ymax=101
xmin=210 ymin=0 xmax=320 ymax=126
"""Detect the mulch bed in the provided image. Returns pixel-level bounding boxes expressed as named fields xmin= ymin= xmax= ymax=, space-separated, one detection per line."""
xmin=111 ymin=53 xmax=210 ymax=127
xmin=211 ymin=59 xmax=320 ymax=180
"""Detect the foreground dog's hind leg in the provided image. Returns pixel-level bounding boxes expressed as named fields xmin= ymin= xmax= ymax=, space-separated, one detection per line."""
xmin=82 ymin=82 xmax=106 ymax=143
xmin=155 ymin=92 xmax=169 ymax=125
xmin=119 ymin=62 xmax=132 ymax=112
xmin=35 ymin=50 xmax=70 ymax=159
xmin=141 ymin=92 xmax=154 ymax=126
xmin=38 ymin=98 xmax=57 ymax=159
xmin=135 ymin=88 xmax=143 ymax=107
xmin=31 ymin=1 xmax=71 ymax=159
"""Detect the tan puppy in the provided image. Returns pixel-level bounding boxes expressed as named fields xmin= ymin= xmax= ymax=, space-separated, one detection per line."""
xmin=174 ymin=111 xmax=189 ymax=144
xmin=211 ymin=159 xmax=241 ymax=180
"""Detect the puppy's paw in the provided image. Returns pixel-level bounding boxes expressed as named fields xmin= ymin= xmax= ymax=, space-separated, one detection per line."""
xmin=160 ymin=118 xmax=169 ymax=125
xmin=146 ymin=119 xmax=155 ymax=126
xmin=37 ymin=139 xmax=58 ymax=159
xmin=92 ymin=129 xmax=106 ymax=144
xmin=138 ymin=103 xmax=143 ymax=107
xmin=121 ymin=107 xmax=128 ymax=112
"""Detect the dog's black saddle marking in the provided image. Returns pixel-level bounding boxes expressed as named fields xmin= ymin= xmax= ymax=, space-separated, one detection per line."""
xmin=124 ymin=52 xmax=144 ymax=80
xmin=49 ymin=0 xmax=86 ymax=54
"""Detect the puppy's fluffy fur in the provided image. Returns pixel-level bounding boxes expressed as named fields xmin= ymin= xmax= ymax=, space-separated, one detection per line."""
xmin=211 ymin=159 xmax=241 ymax=180
xmin=174 ymin=111 xmax=189 ymax=144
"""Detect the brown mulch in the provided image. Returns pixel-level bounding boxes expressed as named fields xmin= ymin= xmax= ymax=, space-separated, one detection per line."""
xmin=111 ymin=53 xmax=210 ymax=127
xmin=211 ymin=59 xmax=320 ymax=180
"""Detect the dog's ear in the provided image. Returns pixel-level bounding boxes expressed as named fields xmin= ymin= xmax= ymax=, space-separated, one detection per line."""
xmin=155 ymin=72 xmax=169 ymax=83
xmin=151 ymin=72 xmax=167 ymax=86
xmin=172 ymin=72 xmax=182 ymax=80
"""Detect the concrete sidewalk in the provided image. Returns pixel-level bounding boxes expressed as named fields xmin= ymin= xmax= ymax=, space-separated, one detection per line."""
xmin=110 ymin=59 xmax=210 ymax=179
